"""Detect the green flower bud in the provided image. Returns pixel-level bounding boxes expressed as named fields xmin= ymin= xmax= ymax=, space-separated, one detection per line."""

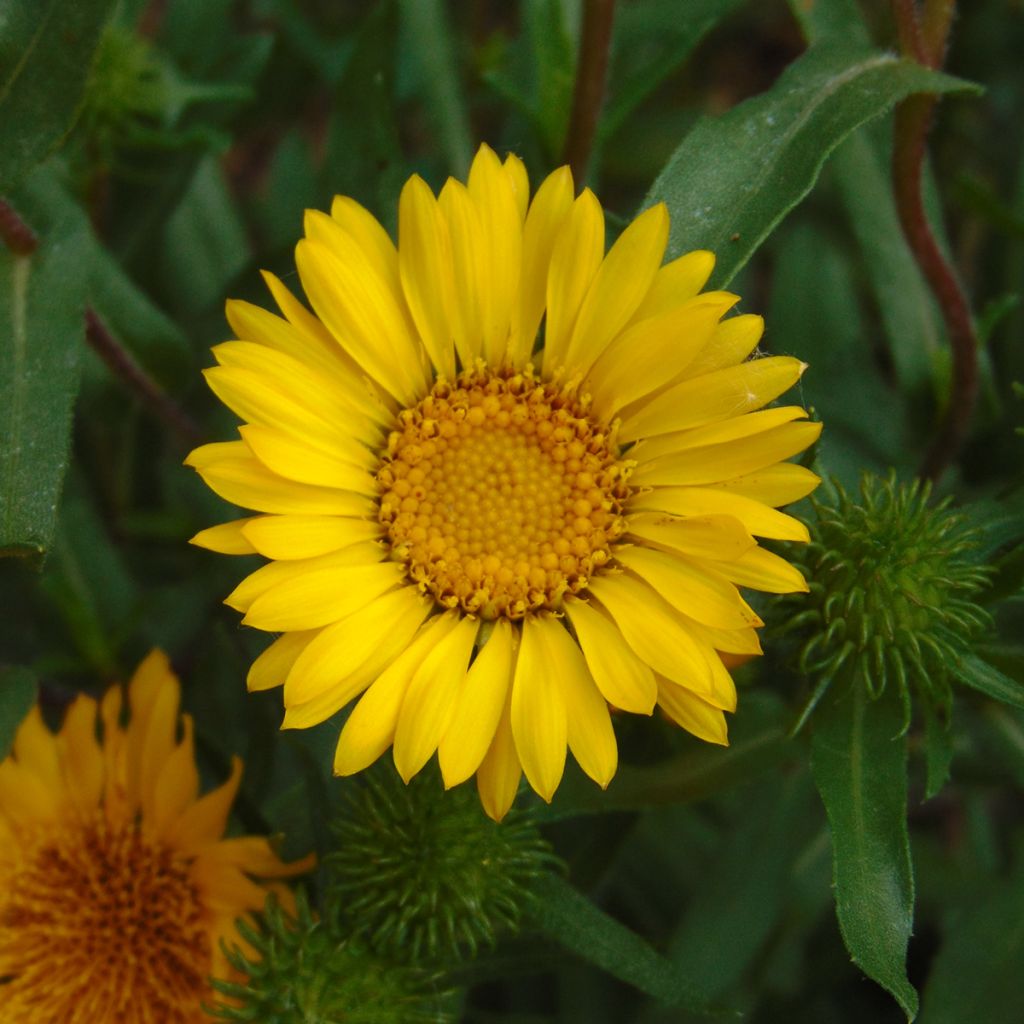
xmin=208 ymin=890 xmax=449 ymax=1024
xmin=784 ymin=473 xmax=991 ymax=730
xmin=326 ymin=766 xmax=559 ymax=963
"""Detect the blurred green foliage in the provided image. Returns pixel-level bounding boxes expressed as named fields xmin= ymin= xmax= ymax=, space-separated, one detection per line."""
xmin=1 ymin=1 xmax=1023 ymax=1021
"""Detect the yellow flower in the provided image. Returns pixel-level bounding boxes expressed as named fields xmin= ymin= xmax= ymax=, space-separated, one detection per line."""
xmin=187 ymin=144 xmax=820 ymax=821
xmin=0 ymin=651 xmax=314 ymax=1024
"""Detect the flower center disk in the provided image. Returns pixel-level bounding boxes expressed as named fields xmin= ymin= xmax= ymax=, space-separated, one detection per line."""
xmin=377 ymin=367 xmax=631 ymax=619
xmin=2 ymin=817 xmax=210 ymax=1021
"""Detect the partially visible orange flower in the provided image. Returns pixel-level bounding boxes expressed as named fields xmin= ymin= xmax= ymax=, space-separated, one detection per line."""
xmin=0 ymin=650 xmax=314 ymax=1024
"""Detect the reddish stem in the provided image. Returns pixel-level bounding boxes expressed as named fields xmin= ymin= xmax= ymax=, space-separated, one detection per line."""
xmin=890 ymin=0 xmax=977 ymax=482
xmin=0 ymin=200 xmax=39 ymax=256
xmin=85 ymin=309 xmax=201 ymax=448
xmin=563 ymin=0 xmax=617 ymax=184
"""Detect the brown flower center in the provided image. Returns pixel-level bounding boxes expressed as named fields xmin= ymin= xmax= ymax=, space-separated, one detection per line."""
xmin=377 ymin=366 xmax=631 ymax=619
xmin=0 ymin=816 xmax=211 ymax=1023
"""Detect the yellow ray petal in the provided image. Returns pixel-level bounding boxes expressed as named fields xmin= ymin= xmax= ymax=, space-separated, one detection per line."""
xmin=563 ymin=597 xmax=657 ymax=714
xmin=542 ymin=189 xmax=604 ymax=376
xmin=304 ymin=209 xmax=431 ymax=389
xmin=675 ymin=612 xmax=763 ymax=656
xmin=503 ymin=152 xmax=529 ymax=222
xmin=716 ymin=545 xmax=809 ymax=593
xmin=393 ymin=613 xmax=479 ymax=782
xmin=625 ymin=512 xmax=756 ymax=562
xmin=714 ymin=463 xmax=821 ymax=506
xmin=438 ymin=618 xmax=515 ymax=788
xmin=630 ymin=250 xmax=715 ymax=322
xmin=283 ymin=585 xmax=433 ymax=707
xmin=151 ymin=717 xmax=199 ymax=834
xmin=588 ymin=574 xmax=728 ymax=706
xmin=631 ymin=406 xmax=808 ymax=465
xmin=174 ymin=757 xmax=242 ymax=852
xmin=687 ymin=312 xmax=765 ymax=375
xmin=656 ymin=676 xmax=729 ymax=745
xmin=510 ymin=615 xmax=567 ymax=802
xmin=240 ymin=425 xmax=377 ymax=493
xmin=438 ymin=178 xmax=484 ymax=367
xmin=225 ymin=544 xmax=383 ymax=613
xmin=225 ymin=297 xmax=332 ymax=371
xmin=542 ymin=616 xmax=617 ymax=789
xmin=13 ymin=706 xmax=60 ymax=788
xmin=295 ymin=238 xmax=422 ymax=404
xmin=563 ymin=203 xmax=669 ymax=377
xmin=630 ymin=486 xmax=810 ymax=542
xmin=247 ymin=629 xmax=321 ymax=692
xmin=631 ymin=421 xmax=822 ymax=488
xmin=186 ymin=443 xmax=375 ymax=518
xmin=333 ymin=613 xmax=458 ymax=775
xmin=586 ymin=294 xmax=736 ymax=417
xmin=330 ymin=194 xmax=402 ymax=297
xmin=614 ymin=545 xmax=761 ymax=630
xmin=476 ymin=690 xmax=522 ymax=822
xmin=261 ymin=269 xmax=344 ymax=351
xmin=202 ymin=366 xmax=377 ymax=463
xmin=244 ymin=561 xmax=402 ymax=632
xmin=398 ymin=175 xmax=458 ymax=379
xmin=467 ymin=143 xmax=522 ymax=366
xmin=619 ymin=355 xmax=808 ymax=443
xmin=241 ymin=514 xmax=382 ymax=561
xmin=57 ymin=695 xmax=103 ymax=812
xmin=509 ymin=165 xmax=574 ymax=365
xmin=276 ymin=598 xmax=428 ymax=733
xmin=190 ymin=518 xmax=260 ymax=555
xmin=212 ymin=339 xmax=390 ymax=438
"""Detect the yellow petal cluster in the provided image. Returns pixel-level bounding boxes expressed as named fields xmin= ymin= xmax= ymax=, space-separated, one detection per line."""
xmin=0 ymin=651 xmax=314 ymax=1023
xmin=188 ymin=144 xmax=820 ymax=820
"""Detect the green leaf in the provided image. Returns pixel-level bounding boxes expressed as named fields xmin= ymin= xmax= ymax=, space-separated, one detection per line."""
xmin=918 ymin=863 xmax=1024 ymax=1024
xmin=811 ymin=679 xmax=917 ymax=1020
xmin=398 ymin=0 xmax=473 ymax=176
xmin=14 ymin=163 xmax=189 ymax=385
xmin=531 ymin=873 xmax=711 ymax=1011
xmin=644 ymin=42 xmax=980 ymax=287
xmin=787 ymin=0 xmax=871 ymax=46
xmin=834 ymin=128 xmax=944 ymax=395
xmin=323 ymin=0 xmax=405 ymax=227
xmin=665 ymin=775 xmax=813 ymax=1004
xmin=954 ymin=653 xmax=1024 ymax=711
xmin=600 ymin=0 xmax=745 ymax=143
xmin=0 ymin=210 xmax=89 ymax=563
xmin=0 ymin=0 xmax=117 ymax=189
xmin=767 ymin=222 xmax=909 ymax=484
xmin=159 ymin=155 xmax=251 ymax=316
xmin=0 ymin=665 xmax=37 ymax=759
xmin=922 ymin=698 xmax=954 ymax=800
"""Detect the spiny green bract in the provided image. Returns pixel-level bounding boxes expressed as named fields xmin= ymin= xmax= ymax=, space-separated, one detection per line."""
xmin=208 ymin=890 xmax=449 ymax=1024
xmin=327 ymin=767 xmax=558 ymax=963
xmin=786 ymin=473 xmax=991 ymax=728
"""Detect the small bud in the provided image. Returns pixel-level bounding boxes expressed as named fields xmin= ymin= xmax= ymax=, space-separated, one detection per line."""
xmin=782 ymin=473 xmax=991 ymax=731
xmin=326 ymin=766 xmax=560 ymax=962
xmin=209 ymin=889 xmax=450 ymax=1024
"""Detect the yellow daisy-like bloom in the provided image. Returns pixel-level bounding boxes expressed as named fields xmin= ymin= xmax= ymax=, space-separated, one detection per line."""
xmin=0 ymin=651 xmax=314 ymax=1023
xmin=187 ymin=145 xmax=820 ymax=822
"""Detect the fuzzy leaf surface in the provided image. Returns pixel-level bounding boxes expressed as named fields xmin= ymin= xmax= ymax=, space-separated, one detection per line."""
xmin=644 ymin=42 xmax=980 ymax=286
xmin=0 ymin=0 xmax=117 ymax=189
xmin=811 ymin=679 xmax=917 ymax=1020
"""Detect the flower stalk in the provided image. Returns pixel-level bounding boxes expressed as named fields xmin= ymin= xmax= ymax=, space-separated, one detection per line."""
xmin=891 ymin=0 xmax=978 ymax=482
